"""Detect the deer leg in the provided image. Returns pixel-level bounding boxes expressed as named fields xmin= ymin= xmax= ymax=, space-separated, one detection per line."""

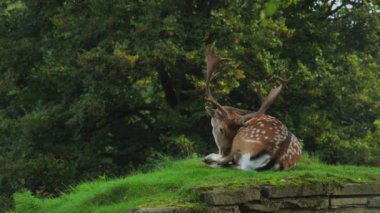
xmin=215 ymin=153 xmax=234 ymax=165
xmin=203 ymin=153 xmax=222 ymax=164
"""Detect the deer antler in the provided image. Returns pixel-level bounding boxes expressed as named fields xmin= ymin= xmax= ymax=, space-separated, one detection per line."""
xmin=205 ymin=49 xmax=230 ymax=118
xmin=240 ymin=77 xmax=289 ymax=124
xmin=256 ymin=76 xmax=289 ymax=115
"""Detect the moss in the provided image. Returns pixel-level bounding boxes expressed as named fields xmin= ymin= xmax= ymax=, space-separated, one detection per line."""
xmin=13 ymin=154 xmax=380 ymax=213
xmin=138 ymin=201 xmax=207 ymax=212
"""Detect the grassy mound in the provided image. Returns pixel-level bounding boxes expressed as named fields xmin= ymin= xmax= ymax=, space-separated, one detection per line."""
xmin=13 ymin=155 xmax=380 ymax=213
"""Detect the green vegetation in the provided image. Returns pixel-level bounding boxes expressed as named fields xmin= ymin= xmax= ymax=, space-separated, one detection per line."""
xmin=1 ymin=0 xmax=379 ymax=211
xmin=13 ymin=155 xmax=380 ymax=213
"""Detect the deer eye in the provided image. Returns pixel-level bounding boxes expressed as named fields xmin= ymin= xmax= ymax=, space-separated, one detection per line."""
xmin=219 ymin=128 xmax=224 ymax=134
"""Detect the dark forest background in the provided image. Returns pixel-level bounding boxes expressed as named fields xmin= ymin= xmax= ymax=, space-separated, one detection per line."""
xmin=0 ymin=0 xmax=379 ymax=210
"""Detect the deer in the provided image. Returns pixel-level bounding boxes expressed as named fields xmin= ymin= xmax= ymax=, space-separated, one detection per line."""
xmin=204 ymin=50 xmax=301 ymax=170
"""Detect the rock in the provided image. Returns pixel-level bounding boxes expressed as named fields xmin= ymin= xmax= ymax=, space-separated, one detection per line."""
xmin=368 ymin=196 xmax=380 ymax=207
xmin=276 ymin=210 xmax=325 ymax=213
xmin=201 ymin=186 xmax=260 ymax=205
xmin=207 ymin=205 xmax=240 ymax=213
xmin=262 ymin=183 xmax=380 ymax=199
xmin=261 ymin=183 xmax=331 ymax=198
xmin=242 ymin=197 xmax=328 ymax=212
xmin=277 ymin=208 xmax=380 ymax=213
xmin=280 ymin=197 xmax=329 ymax=209
xmin=332 ymin=183 xmax=380 ymax=196
xmin=131 ymin=207 xmax=194 ymax=213
xmin=330 ymin=197 xmax=368 ymax=208
xmin=241 ymin=202 xmax=280 ymax=212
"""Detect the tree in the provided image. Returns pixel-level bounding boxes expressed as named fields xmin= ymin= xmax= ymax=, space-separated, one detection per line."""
xmin=0 ymin=0 xmax=379 ymax=210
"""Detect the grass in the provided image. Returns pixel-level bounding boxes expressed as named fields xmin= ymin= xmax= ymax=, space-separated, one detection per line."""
xmin=13 ymin=154 xmax=380 ymax=213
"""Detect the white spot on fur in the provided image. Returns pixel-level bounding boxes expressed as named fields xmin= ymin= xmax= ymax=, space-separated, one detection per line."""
xmin=275 ymin=143 xmax=280 ymax=149
xmin=245 ymin=139 xmax=261 ymax=144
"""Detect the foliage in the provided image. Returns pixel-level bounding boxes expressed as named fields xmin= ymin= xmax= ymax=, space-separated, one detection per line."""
xmin=13 ymin=155 xmax=380 ymax=213
xmin=0 ymin=0 xmax=379 ymax=211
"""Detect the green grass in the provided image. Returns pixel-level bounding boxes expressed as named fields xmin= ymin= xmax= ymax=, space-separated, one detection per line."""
xmin=13 ymin=154 xmax=380 ymax=213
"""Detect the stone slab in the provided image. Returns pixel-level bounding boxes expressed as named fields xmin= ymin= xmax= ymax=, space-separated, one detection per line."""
xmin=368 ymin=196 xmax=380 ymax=207
xmin=131 ymin=207 xmax=194 ymax=213
xmin=330 ymin=197 xmax=368 ymax=208
xmin=207 ymin=205 xmax=240 ymax=213
xmin=241 ymin=203 xmax=280 ymax=212
xmin=281 ymin=197 xmax=329 ymax=209
xmin=278 ymin=208 xmax=380 ymax=213
xmin=332 ymin=183 xmax=380 ymax=196
xmin=201 ymin=186 xmax=260 ymax=205
xmin=261 ymin=183 xmax=331 ymax=198
xmin=242 ymin=197 xmax=328 ymax=212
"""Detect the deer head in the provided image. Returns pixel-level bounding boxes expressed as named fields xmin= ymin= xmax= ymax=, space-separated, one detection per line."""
xmin=205 ymin=50 xmax=246 ymax=156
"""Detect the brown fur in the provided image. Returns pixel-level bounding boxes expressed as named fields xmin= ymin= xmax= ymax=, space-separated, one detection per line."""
xmin=205 ymin=109 xmax=302 ymax=170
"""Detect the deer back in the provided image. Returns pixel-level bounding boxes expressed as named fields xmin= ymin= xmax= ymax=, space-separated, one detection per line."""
xmin=232 ymin=114 xmax=301 ymax=170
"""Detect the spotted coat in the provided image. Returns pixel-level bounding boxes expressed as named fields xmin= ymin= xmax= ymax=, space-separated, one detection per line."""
xmin=230 ymin=114 xmax=302 ymax=170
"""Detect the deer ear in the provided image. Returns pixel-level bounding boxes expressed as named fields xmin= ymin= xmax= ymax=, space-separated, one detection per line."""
xmin=205 ymin=106 xmax=217 ymax=117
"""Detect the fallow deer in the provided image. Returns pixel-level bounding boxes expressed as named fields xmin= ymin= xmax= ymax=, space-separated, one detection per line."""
xmin=204 ymin=50 xmax=301 ymax=170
